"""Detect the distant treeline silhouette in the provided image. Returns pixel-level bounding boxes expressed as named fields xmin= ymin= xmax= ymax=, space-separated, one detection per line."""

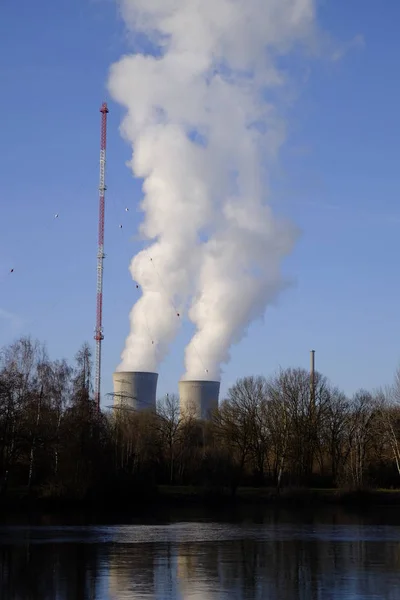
xmin=1 ymin=336 xmax=400 ymax=506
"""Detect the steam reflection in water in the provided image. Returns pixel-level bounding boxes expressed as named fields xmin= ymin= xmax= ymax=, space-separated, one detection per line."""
xmin=1 ymin=518 xmax=400 ymax=599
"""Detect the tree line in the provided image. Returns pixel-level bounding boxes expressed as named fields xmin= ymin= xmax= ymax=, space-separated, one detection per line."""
xmin=1 ymin=336 xmax=400 ymax=505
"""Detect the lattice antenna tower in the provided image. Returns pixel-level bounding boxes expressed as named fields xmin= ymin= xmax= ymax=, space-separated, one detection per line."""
xmin=94 ymin=102 xmax=109 ymax=410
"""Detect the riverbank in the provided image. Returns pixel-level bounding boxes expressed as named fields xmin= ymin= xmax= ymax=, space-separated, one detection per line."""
xmin=157 ymin=485 xmax=400 ymax=507
xmin=2 ymin=485 xmax=400 ymax=514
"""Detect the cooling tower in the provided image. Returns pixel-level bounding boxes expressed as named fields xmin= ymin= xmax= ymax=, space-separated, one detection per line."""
xmin=179 ymin=380 xmax=220 ymax=421
xmin=113 ymin=371 xmax=158 ymax=412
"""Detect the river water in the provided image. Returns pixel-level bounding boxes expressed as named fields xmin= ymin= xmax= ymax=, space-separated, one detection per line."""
xmin=1 ymin=506 xmax=400 ymax=599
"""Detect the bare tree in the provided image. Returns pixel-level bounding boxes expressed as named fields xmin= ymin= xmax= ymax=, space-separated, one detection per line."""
xmin=3 ymin=334 xmax=400 ymax=504
xmin=72 ymin=343 xmax=93 ymax=404
xmin=213 ymin=376 xmax=269 ymax=491
xmin=321 ymin=388 xmax=350 ymax=485
xmin=156 ymin=394 xmax=184 ymax=483
xmin=264 ymin=381 xmax=291 ymax=490
xmin=0 ymin=337 xmax=49 ymax=490
xmin=375 ymin=378 xmax=400 ymax=479
xmin=347 ymin=390 xmax=376 ymax=488
xmin=49 ymin=359 xmax=72 ymax=477
xmin=265 ymin=368 xmax=332 ymax=486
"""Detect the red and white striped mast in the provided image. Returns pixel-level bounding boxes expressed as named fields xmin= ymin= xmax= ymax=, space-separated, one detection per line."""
xmin=94 ymin=102 xmax=109 ymax=410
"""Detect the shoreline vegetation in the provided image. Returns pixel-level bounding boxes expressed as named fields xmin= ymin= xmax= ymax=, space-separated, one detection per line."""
xmin=3 ymin=486 xmax=400 ymax=514
xmin=3 ymin=337 xmax=400 ymax=517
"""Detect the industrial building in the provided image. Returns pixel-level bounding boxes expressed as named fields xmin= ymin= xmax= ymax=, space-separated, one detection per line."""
xmin=112 ymin=372 xmax=220 ymax=420
xmin=112 ymin=371 xmax=158 ymax=411
xmin=179 ymin=379 xmax=220 ymax=421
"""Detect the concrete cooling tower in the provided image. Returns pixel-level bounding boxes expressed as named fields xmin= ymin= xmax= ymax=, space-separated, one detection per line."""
xmin=179 ymin=380 xmax=220 ymax=421
xmin=113 ymin=371 xmax=158 ymax=412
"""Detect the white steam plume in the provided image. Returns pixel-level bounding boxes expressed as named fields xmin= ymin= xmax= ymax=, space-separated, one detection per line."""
xmin=109 ymin=0 xmax=315 ymax=375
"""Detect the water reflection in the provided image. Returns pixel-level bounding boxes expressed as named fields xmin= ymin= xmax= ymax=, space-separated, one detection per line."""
xmin=1 ymin=509 xmax=400 ymax=599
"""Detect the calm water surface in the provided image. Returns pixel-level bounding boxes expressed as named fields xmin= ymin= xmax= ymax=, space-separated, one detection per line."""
xmin=1 ymin=506 xmax=400 ymax=599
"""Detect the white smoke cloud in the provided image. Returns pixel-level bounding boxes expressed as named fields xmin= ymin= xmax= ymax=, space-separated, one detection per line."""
xmin=109 ymin=0 xmax=315 ymax=375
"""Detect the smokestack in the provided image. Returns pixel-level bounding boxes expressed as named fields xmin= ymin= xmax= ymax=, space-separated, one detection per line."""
xmin=113 ymin=371 xmax=158 ymax=412
xmin=179 ymin=380 xmax=220 ymax=421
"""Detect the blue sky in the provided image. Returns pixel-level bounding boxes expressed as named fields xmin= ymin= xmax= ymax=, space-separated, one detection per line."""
xmin=1 ymin=0 xmax=400 ymax=406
